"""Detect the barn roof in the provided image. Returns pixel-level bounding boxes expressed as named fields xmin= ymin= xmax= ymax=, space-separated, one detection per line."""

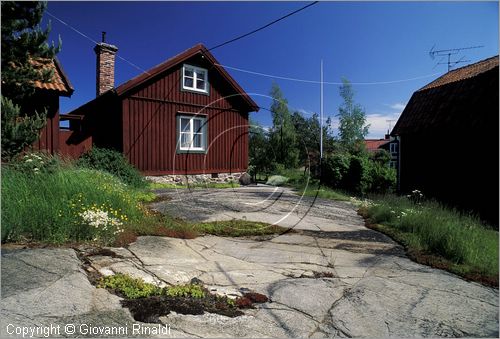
xmin=391 ymin=56 xmax=499 ymax=135
xmin=116 ymin=44 xmax=259 ymax=112
xmin=32 ymin=58 xmax=74 ymax=97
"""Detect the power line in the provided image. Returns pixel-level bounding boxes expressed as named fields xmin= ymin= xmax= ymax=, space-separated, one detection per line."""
xmin=46 ymin=10 xmax=151 ymax=75
xmin=216 ymin=63 xmax=442 ymax=85
xmin=47 ymin=10 xmax=442 ymax=87
xmin=208 ymin=1 xmax=319 ymax=51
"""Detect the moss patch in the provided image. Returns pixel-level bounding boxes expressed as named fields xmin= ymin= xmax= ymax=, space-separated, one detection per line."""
xmin=197 ymin=219 xmax=294 ymax=237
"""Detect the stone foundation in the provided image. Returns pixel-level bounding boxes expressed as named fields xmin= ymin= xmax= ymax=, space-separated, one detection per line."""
xmin=146 ymin=172 xmax=245 ymax=185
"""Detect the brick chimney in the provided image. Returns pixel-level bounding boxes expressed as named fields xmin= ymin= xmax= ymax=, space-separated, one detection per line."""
xmin=94 ymin=32 xmax=118 ymax=96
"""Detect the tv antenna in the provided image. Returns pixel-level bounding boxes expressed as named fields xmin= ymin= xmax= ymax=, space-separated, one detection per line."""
xmin=386 ymin=119 xmax=396 ymax=133
xmin=429 ymin=45 xmax=483 ymax=72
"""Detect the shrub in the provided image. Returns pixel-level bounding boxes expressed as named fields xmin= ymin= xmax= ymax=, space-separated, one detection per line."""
xmin=343 ymin=155 xmax=372 ymax=195
xmin=321 ymin=152 xmax=396 ymax=195
xmin=321 ymin=153 xmax=351 ymax=188
xmin=76 ymin=148 xmax=145 ymax=188
xmin=266 ymin=175 xmax=288 ymax=186
xmin=368 ymin=162 xmax=397 ymax=194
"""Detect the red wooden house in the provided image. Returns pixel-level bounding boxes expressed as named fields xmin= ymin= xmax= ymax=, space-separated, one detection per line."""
xmin=70 ymin=42 xmax=259 ymax=177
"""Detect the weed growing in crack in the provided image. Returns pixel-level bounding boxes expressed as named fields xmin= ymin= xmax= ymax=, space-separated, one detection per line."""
xmin=95 ymin=273 xmax=268 ymax=323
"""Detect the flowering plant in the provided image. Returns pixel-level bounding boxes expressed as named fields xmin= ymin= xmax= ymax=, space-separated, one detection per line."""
xmin=407 ymin=189 xmax=424 ymax=205
xmin=60 ymin=192 xmax=128 ymax=245
xmin=79 ymin=208 xmax=124 ymax=244
xmin=12 ymin=152 xmax=59 ymax=174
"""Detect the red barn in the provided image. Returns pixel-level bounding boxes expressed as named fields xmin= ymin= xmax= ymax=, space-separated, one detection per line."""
xmin=70 ymin=42 xmax=259 ymax=178
xmin=391 ymin=56 xmax=499 ymax=224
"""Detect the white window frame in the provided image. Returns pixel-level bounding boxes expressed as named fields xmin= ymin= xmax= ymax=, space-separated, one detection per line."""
xmin=178 ymin=115 xmax=206 ymax=152
xmin=390 ymin=143 xmax=399 ymax=154
xmin=182 ymin=64 xmax=208 ymax=93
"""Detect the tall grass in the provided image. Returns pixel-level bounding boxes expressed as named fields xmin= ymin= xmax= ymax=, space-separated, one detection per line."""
xmin=1 ymin=167 xmax=149 ymax=243
xmin=365 ymin=195 xmax=498 ymax=277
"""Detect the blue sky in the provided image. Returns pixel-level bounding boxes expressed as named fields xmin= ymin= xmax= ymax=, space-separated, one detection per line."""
xmin=45 ymin=1 xmax=498 ymax=138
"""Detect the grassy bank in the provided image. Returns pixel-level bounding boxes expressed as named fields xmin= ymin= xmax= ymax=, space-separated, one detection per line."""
xmin=1 ymin=167 xmax=162 ymax=244
xmin=1 ymin=165 xmax=280 ymax=246
xmin=360 ymin=194 xmax=498 ymax=285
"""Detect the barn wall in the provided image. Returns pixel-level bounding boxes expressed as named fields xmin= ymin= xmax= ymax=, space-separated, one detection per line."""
xmin=30 ymin=93 xmax=60 ymax=154
xmin=121 ymin=55 xmax=250 ymax=174
xmin=58 ymin=130 xmax=92 ymax=159
xmin=398 ymin=69 xmax=499 ymax=225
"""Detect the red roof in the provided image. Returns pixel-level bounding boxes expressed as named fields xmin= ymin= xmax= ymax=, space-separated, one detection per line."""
xmin=392 ymin=56 xmax=499 ymax=135
xmin=365 ymin=139 xmax=389 ymax=152
xmin=419 ymin=56 xmax=498 ymax=91
xmin=32 ymin=58 xmax=74 ymax=96
xmin=116 ymin=43 xmax=259 ymax=112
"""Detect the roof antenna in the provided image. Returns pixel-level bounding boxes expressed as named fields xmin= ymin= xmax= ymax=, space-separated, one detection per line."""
xmin=429 ymin=45 xmax=483 ymax=72
xmin=101 ymin=31 xmax=106 ymax=43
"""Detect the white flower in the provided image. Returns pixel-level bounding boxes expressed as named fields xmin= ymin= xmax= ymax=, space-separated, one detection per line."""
xmin=25 ymin=159 xmax=33 ymax=163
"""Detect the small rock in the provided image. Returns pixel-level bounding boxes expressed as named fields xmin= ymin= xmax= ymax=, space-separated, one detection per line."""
xmin=190 ymin=277 xmax=204 ymax=285
xmin=239 ymin=173 xmax=252 ymax=185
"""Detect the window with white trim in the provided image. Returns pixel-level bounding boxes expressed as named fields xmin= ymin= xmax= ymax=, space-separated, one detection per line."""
xmin=178 ymin=115 xmax=206 ymax=151
xmin=182 ymin=64 xmax=208 ymax=93
xmin=390 ymin=142 xmax=399 ymax=154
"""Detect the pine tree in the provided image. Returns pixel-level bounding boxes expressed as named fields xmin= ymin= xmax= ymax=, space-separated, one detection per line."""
xmin=1 ymin=1 xmax=61 ymax=160
xmin=1 ymin=97 xmax=46 ymax=159
xmin=337 ymin=78 xmax=370 ymax=151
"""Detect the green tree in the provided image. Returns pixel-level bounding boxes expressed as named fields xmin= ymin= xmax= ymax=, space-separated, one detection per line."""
xmin=248 ymin=120 xmax=273 ymax=181
xmin=337 ymin=78 xmax=370 ymax=151
xmin=1 ymin=1 xmax=61 ymax=160
xmin=291 ymin=111 xmax=336 ymax=169
xmin=268 ymin=83 xmax=299 ymax=168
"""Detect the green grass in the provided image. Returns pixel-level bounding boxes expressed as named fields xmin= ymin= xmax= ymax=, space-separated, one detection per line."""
xmin=299 ymin=183 xmax=350 ymax=201
xmin=362 ymin=194 xmax=499 ymax=279
xmin=148 ymin=182 xmax=240 ymax=190
xmin=257 ymin=168 xmax=349 ymax=201
xmin=197 ymin=219 xmax=291 ymax=237
xmin=1 ymin=166 xmax=188 ymax=245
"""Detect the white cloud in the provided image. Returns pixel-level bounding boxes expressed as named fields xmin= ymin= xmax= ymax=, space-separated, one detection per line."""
xmin=386 ymin=102 xmax=406 ymax=111
xmin=365 ymin=112 xmax=401 ymax=138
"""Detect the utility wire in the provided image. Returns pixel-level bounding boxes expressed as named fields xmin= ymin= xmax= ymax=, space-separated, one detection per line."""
xmin=216 ymin=63 xmax=442 ymax=85
xmin=46 ymin=10 xmax=151 ymax=75
xmin=46 ymin=10 xmax=441 ymax=87
xmin=208 ymin=1 xmax=319 ymax=51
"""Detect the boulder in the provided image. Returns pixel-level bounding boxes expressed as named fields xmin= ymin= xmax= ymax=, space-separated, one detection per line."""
xmin=239 ymin=172 xmax=252 ymax=185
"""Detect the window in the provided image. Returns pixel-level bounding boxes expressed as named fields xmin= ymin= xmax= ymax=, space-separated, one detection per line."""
xmin=389 ymin=160 xmax=397 ymax=168
xmin=178 ymin=115 xmax=207 ymax=152
xmin=390 ymin=142 xmax=399 ymax=154
xmin=182 ymin=64 xmax=208 ymax=93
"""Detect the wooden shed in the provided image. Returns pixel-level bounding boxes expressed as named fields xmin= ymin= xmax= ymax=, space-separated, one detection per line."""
xmin=391 ymin=56 xmax=499 ymax=224
xmin=70 ymin=43 xmax=259 ymax=176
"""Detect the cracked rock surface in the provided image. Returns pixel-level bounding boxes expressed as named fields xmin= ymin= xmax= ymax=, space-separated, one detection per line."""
xmin=2 ymin=186 xmax=498 ymax=338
